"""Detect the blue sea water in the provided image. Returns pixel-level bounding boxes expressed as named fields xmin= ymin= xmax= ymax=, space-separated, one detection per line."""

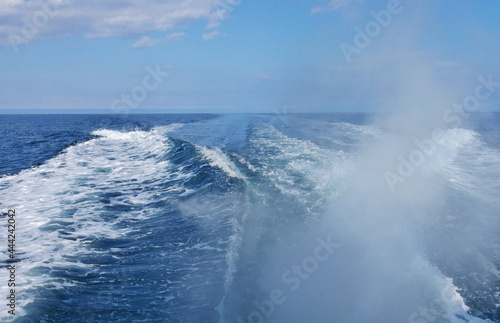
xmin=0 ymin=113 xmax=499 ymax=322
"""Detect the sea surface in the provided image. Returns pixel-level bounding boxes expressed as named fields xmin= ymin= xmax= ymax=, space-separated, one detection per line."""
xmin=0 ymin=113 xmax=499 ymax=322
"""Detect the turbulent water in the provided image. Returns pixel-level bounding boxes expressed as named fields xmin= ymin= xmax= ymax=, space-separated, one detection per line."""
xmin=0 ymin=113 xmax=499 ymax=322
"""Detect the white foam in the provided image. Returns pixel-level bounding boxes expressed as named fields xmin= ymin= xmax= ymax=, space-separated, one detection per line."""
xmin=154 ymin=123 xmax=185 ymax=135
xmin=235 ymin=155 xmax=257 ymax=172
xmin=250 ymin=124 xmax=347 ymax=209
xmin=438 ymin=277 xmax=490 ymax=323
xmin=334 ymin=122 xmax=384 ymax=137
xmin=432 ymin=128 xmax=479 ymax=164
xmin=0 ymin=127 xmax=192 ymax=321
xmin=197 ymin=146 xmax=245 ymax=180
xmin=425 ymin=128 xmax=500 ymax=201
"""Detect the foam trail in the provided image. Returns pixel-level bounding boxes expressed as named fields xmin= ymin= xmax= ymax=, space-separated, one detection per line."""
xmin=250 ymin=124 xmax=347 ymax=210
xmin=253 ymin=51 xmax=496 ymax=320
xmin=254 ymin=123 xmax=492 ymax=322
xmin=197 ymin=145 xmax=245 ymax=180
xmin=0 ymin=127 xmax=188 ymax=321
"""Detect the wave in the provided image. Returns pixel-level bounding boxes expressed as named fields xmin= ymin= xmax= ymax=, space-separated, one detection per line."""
xmin=1 ymin=118 xmax=497 ymax=322
xmin=0 ymin=125 xmax=249 ymax=321
xmin=248 ymin=123 xmax=347 ymax=212
xmin=435 ymin=129 xmax=500 ymax=200
xmin=228 ymin=124 xmax=497 ymax=322
xmin=0 ymin=127 xmax=181 ymax=305
xmin=197 ymin=145 xmax=246 ymax=180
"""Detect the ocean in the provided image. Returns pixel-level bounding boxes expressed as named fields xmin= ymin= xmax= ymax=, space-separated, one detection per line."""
xmin=0 ymin=113 xmax=499 ymax=322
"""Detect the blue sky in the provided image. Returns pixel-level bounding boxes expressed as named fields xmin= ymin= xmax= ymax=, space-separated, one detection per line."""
xmin=1 ymin=0 xmax=500 ymax=113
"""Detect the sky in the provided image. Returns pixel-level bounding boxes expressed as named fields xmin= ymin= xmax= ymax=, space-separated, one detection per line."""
xmin=1 ymin=0 xmax=500 ymax=114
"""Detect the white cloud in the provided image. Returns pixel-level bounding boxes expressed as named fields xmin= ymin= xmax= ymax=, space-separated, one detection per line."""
xmin=130 ymin=32 xmax=185 ymax=49
xmin=202 ymin=31 xmax=220 ymax=41
xmin=206 ymin=9 xmax=229 ymax=29
xmin=311 ymin=0 xmax=361 ymax=15
xmin=207 ymin=0 xmax=242 ymax=29
xmin=0 ymin=0 xmax=238 ymax=47
xmin=165 ymin=32 xmax=186 ymax=41
xmin=131 ymin=35 xmax=155 ymax=49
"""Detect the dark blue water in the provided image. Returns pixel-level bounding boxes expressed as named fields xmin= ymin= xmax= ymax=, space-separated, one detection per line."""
xmin=0 ymin=114 xmax=499 ymax=322
xmin=0 ymin=115 xmax=215 ymax=176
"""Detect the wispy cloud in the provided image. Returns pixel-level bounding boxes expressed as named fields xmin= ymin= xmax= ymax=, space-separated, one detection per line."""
xmin=202 ymin=31 xmax=221 ymax=41
xmin=130 ymin=32 xmax=186 ymax=49
xmin=166 ymin=32 xmax=186 ymax=41
xmin=311 ymin=0 xmax=362 ymax=15
xmin=0 ymin=0 xmax=234 ymax=46
xmin=207 ymin=0 xmax=241 ymax=29
xmin=131 ymin=36 xmax=155 ymax=49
